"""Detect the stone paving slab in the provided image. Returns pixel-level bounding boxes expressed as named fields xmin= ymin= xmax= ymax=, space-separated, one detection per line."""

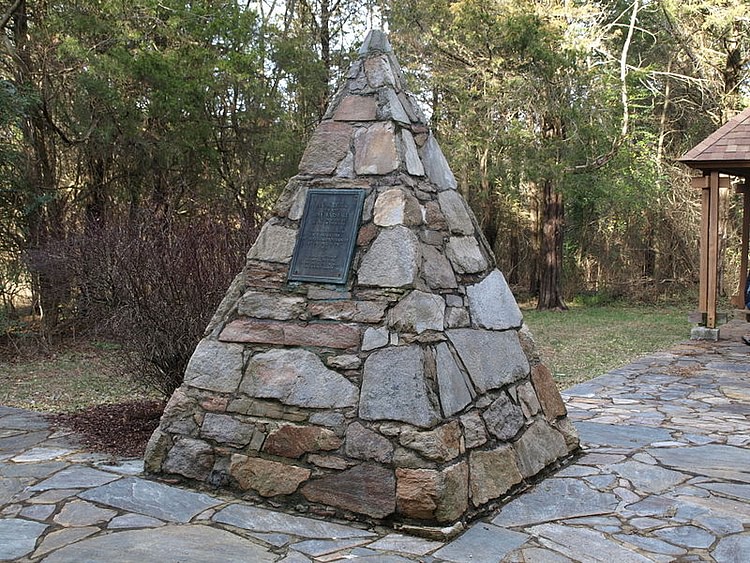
xmin=1 ymin=320 xmax=750 ymax=561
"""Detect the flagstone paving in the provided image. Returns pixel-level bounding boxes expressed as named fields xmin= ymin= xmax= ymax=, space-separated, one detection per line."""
xmin=1 ymin=320 xmax=749 ymax=562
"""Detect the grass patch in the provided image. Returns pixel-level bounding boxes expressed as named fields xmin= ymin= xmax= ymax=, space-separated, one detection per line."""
xmin=0 ymin=342 xmax=158 ymax=413
xmin=2 ymin=304 xmax=692 ymax=413
xmin=522 ymin=304 xmax=690 ymax=389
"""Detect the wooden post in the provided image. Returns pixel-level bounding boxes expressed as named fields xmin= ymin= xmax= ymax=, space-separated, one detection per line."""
xmin=739 ymin=183 xmax=750 ymax=313
xmin=699 ymin=181 xmax=710 ymax=318
xmin=706 ymin=171 xmax=721 ymax=328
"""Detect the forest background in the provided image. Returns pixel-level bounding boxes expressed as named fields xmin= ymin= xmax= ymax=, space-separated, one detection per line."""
xmin=1 ymin=0 xmax=749 ymax=397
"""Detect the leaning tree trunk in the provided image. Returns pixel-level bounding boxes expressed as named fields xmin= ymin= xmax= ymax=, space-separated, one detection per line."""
xmin=537 ymin=178 xmax=568 ymax=310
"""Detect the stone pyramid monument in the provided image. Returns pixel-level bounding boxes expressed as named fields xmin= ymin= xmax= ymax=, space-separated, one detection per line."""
xmin=145 ymin=30 xmax=579 ymax=527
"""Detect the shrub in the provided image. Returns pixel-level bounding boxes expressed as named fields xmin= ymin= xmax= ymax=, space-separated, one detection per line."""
xmin=57 ymin=212 xmax=251 ymax=397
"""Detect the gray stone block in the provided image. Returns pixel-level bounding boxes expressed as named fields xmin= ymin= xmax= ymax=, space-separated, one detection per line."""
xmin=360 ymin=346 xmax=441 ymax=428
xmin=388 ymin=290 xmax=445 ymax=334
xmin=246 ymin=223 xmax=297 ymax=264
xmin=435 ymin=342 xmax=474 ymax=417
xmin=359 ymin=226 xmax=419 ymax=287
xmin=183 ymin=339 xmax=244 ymax=393
xmin=241 ymin=349 xmax=358 ymax=409
xmin=419 ymin=134 xmax=457 ymax=191
xmin=691 ymin=326 xmax=720 ymax=341
xmin=447 ymin=329 xmax=529 ymax=393
xmin=466 ymin=270 xmax=523 ymax=330
xmin=438 ymin=190 xmax=474 ymax=235
xmin=445 ymin=236 xmax=488 ymax=274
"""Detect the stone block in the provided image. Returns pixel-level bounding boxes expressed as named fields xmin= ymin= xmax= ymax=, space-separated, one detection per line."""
xmin=286 ymin=183 xmax=309 ymax=221
xmin=246 ymin=223 xmax=297 ymax=264
xmin=690 ymin=326 xmax=720 ymax=341
xmin=530 ymin=364 xmax=567 ymax=420
xmin=469 ymin=445 xmax=523 ymax=506
xmin=402 ymin=130 xmax=425 ymax=176
xmin=445 ymin=307 xmax=470 ymax=328
xmin=238 ymin=291 xmax=306 ymax=320
xmin=298 ymin=121 xmax=353 ymax=174
xmin=421 ymin=245 xmax=457 ymax=289
xmin=381 ymin=89 xmax=411 ymax=124
xmin=445 ymin=236 xmax=488 ymax=274
xmin=220 ymin=319 xmax=361 ymax=350
xmin=200 ymin=413 xmax=257 ymax=448
xmin=354 ymin=122 xmax=399 ymax=175
xmin=419 ymin=134 xmax=457 ymax=190
xmin=345 ymin=422 xmax=394 ymax=463
xmin=358 ymin=226 xmax=419 ymax=288
xmin=326 ymin=354 xmax=362 ymax=370
xmin=395 ymin=467 xmax=438 ymax=520
xmin=460 ymin=411 xmax=488 ymax=449
xmin=466 ymin=270 xmax=523 ymax=330
xmin=437 ymin=462 xmax=469 ymax=522
xmin=388 ymin=290 xmax=445 ymax=334
xmin=424 ymin=200 xmax=448 ymax=230
xmin=437 ymin=190 xmax=474 ymax=235
xmin=364 ymin=55 xmax=397 ymax=88
xmin=447 ymin=329 xmax=530 ymax=393
xmin=333 ymin=95 xmax=377 ymax=121
xmin=482 ymin=394 xmax=525 ymax=441
xmin=395 ymin=462 xmax=468 ymax=523
xmin=229 ymin=455 xmax=310 ymax=497
xmin=163 ymin=438 xmax=214 ymax=481
xmin=360 ymin=345 xmax=441 ymax=428
xmin=263 ymin=425 xmax=341 ymax=459
xmin=513 ymin=419 xmax=569 ymax=478
xmin=308 ymin=300 xmax=387 ymax=323
xmin=301 ymin=463 xmax=396 ymax=519
xmin=362 ymin=326 xmax=389 ymax=351
xmin=373 ymin=188 xmax=422 ymax=227
xmin=226 ymin=397 xmax=306 ymax=422
xmin=144 ymin=429 xmax=172 ymax=473
xmin=516 ymin=381 xmax=541 ymax=418
xmin=183 ymin=339 xmax=244 ymax=393
xmin=553 ymin=417 xmax=580 ymax=452
xmin=308 ymin=455 xmax=349 ymax=470
xmin=241 ymin=348 xmax=358 ymax=409
xmin=159 ymin=388 xmax=198 ymax=432
xmin=435 ymin=342 xmax=474 ymax=417
xmin=399 ymin=421 xmax=462 ymax=462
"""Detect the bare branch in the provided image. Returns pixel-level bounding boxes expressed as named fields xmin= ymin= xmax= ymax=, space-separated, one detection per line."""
xmin=568 ymin=0 xmax=639 ymax=174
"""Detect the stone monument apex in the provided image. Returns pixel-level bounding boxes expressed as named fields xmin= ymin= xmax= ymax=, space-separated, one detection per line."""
xmin=145 ymin=30 xmax=579 ymax=527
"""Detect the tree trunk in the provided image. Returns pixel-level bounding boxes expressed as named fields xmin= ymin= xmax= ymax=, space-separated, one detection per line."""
xmin=537 ymin=178 xmax=567 ymax=310
xmin=528 ymin=182 xmax=541 ymax=297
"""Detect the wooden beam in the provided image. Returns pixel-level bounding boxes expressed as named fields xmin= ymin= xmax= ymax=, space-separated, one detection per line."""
xmin=692 ymin=176 xmax=710 ymax=189
xmin=691 ymin=175 xmax=732 ymax=189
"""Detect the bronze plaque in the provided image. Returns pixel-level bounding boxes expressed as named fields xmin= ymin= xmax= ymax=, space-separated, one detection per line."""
xmin=288 ymin=189 xmax=365 ymax=284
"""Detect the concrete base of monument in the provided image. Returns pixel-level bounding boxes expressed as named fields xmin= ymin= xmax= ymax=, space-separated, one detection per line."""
xmin=690 ymin=326 xmax=721 ymax=341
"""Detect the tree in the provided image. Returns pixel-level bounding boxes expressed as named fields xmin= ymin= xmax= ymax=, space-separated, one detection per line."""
xmin=391 ymin=0 xmax=635 ymax=309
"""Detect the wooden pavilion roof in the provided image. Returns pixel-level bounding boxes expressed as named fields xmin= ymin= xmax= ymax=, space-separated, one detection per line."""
xmin=679 ymin=106 xmax=750 ymax=177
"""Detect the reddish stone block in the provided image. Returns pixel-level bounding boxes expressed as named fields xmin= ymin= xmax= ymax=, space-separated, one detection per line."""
xmin=530 ymin=364 xmax=568 ymax=420
xmin=219 ymin=319 xmax=361 ymax=350
xmin=263 ymin=425 xmax=342 ymax=459
xmin=302 ymin=463 xmax=396 ymax=519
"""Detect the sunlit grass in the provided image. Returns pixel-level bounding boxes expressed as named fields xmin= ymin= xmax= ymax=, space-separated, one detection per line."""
xmin=522 ymin=304 xmax=690 ymax=389
xmin=0 ymin=343 xmax=158 ymax=413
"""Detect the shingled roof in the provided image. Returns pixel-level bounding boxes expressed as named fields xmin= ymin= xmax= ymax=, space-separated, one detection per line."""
xmin=679 ymin=107 xmax=750 ymax=177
